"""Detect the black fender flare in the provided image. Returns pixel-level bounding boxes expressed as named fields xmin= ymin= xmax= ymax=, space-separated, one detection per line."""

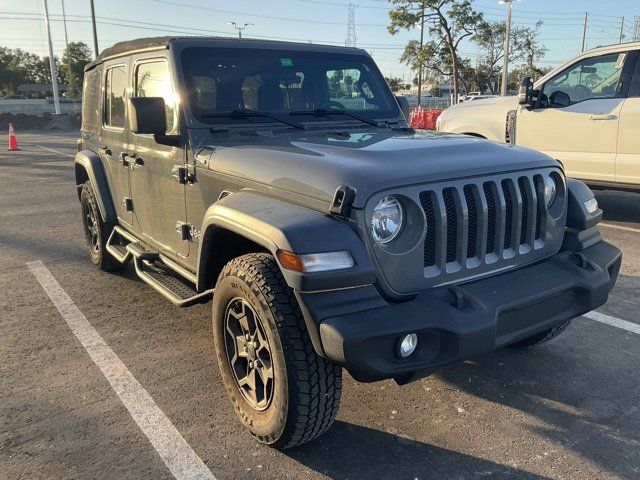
xmin=74 ymin=150 xmax=117 ymax=224
xmin=197 ymin=192 xmax=378 ymax=357
xmin=196 ymin=191 xmax=376 ymax=292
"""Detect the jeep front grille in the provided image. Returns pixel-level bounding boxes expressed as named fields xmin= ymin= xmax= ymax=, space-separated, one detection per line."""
xmin=366 ymin=168 xmax=566 ymax=295
xmin=419 ymin=173 xmax=554 ymax=277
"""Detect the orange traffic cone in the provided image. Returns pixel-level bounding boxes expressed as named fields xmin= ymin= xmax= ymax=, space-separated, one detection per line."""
xmin=8 ymin=122 xmax=20 ymax=151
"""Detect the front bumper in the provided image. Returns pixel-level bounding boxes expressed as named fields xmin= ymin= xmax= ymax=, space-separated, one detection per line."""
xmin=303 ymin=240 xmax=621 ymax=383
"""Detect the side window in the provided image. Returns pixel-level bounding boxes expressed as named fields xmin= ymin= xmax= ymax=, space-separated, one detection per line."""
xmin=629 ymin=54 xmax=640 ymax=97
xmin=104 ymin=65 xmax=127 ymax=129
xmin=82 ymin=68 xmax=100 ymax=132
xmin=543 ymin=52 xmax=627 ymax=106
xmin=135 ymin=60 xmax=176 ymax=133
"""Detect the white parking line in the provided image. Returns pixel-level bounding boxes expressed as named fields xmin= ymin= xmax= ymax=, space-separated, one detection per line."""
xmin=37 ymin=145 xmax=76 ymax=158
xmin=584 ymin=311 xmax=640 ymax=335
xmin=27 ymin=260 xmax=216 ymax=480
xmin=600 ymin=223 xmax=640 ymax=234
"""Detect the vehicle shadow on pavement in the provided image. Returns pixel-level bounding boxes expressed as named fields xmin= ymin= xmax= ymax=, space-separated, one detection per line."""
xmin=287 ymin=420 xmax=549 ymax=480
xmin=595 ymin=190 xmax=640 ymax=224
xmin=436 ymin=334 xmax=640 ymax=480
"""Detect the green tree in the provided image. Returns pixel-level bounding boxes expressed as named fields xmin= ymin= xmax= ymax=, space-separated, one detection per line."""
xmin=385 ymin=76 xmax=405 ymax=91
xmin=61 ymin=42 xmax=93 ymax=96
xmin=472 ymin=20 xmax=546 ymax=94
xmin=388 ymin=0 xmax=484 ymax=103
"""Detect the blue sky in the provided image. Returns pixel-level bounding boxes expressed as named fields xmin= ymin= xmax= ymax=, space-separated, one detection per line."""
xmin=1 ymin=0 xmax=638 ymax=80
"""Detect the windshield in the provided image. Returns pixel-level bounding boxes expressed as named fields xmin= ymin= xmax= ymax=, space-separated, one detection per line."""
xmin=181 ymin=47 xmax=398 ymax=125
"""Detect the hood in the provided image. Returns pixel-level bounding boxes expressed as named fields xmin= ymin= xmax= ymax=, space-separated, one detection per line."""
xmin=191 ymin=127 xmax=558 ymax=210
xmin=448 ymin=95 xmax=519 ymax=110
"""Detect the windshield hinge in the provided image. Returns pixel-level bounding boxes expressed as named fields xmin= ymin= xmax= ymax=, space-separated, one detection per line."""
xmin=330 ymin=185 xmax=355 ymax=218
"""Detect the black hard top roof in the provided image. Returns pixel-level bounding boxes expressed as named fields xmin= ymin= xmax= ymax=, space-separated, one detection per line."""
xmin=85 ymin=36 xmax=368 ymax=71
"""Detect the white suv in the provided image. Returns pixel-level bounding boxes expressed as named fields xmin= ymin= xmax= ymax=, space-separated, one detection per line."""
xmin=437 ymin=42 xmax=640 ymax=191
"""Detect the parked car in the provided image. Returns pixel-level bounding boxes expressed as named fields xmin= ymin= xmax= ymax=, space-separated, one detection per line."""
xmin=1 ymin=94 xmax=27 ymax=100
xmin=75 ymin=36 xmax=621 ymax=448
xmin=437 ymin=41 xmax=640 ymax=192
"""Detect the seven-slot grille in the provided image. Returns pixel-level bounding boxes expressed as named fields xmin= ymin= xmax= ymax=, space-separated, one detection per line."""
xmin=419 ymin=173 xmax=547 ymax=277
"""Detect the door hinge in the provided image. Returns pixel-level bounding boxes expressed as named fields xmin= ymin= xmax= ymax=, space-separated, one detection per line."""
xmin=122 ymin=197 xmax=133 ymax=212
xmin=171 ymin=165 xmax=195 ymax=185
xmin=175 ymin=221 xmax=200 ymax=241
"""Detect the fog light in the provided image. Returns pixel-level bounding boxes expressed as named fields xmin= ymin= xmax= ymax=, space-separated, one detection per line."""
xmin=399 ymin=333 xmax=418 ymax=358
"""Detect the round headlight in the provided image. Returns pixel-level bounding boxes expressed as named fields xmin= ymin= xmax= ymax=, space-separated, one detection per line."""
xmin=371 ymin=195 xmax=404 ymax=244
xmin=543 ymin=174 xmax=558 ymax=207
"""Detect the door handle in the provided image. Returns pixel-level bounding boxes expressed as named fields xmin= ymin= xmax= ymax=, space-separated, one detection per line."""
xmin=99 ymin=146 xmax=112 ymax=156
xmin=588 ymin=114 xmax=617 ymax=121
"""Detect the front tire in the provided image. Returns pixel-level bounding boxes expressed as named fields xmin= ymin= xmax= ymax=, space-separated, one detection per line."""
xmin=80 ymin=181 xmax=122 ymax=272
xmin=511 ymin=319 xmax=572 ymax=348
xmin=212 ymin=253 xmax=342 ymax=448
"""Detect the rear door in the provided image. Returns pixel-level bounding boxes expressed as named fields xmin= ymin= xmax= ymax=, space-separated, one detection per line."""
xmin=516 ymin=51 xmax=634 ymax=182
xmin=128 ymin=55 xmax=188 ymax=258
xmin=616 ymin=52 xmax=640 ymax=185
xmin=99 ymin=60 xmax=132 ymax=226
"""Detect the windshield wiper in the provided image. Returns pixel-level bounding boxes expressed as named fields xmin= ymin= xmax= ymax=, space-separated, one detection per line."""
xmin=201 ymin=109 xmax=306 ymax=130
xmin=290 ymin=107 xmax=382 ymax=128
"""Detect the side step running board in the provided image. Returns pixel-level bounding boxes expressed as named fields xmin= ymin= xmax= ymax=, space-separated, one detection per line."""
xmin=106 ymin=226 xmax=137 ymax=264
xmin=126 ymin=242 xmax=212 ymax=307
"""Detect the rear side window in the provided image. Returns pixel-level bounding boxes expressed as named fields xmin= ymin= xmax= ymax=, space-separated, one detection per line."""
xmin=104 ymin=65 xmax=127 ymax=128
xmin=82 ymin=68 xmax=100 ymax=132
xmin=135 ymin=60 xmax=177 ymax=133
xmin=630 ymin=54 xmax=640 ymax=97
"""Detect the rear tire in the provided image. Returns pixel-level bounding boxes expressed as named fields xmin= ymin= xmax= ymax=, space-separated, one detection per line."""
xmin=212 ymin=253 xmax=342 ymax=449
xmin=80 ymin=181 xmax=122 ymax=272
xmin=511 ymin=319 xmax=572 ymax=348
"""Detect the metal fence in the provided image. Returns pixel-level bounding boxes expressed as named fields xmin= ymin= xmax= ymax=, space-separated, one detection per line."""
xmin=0 ymin=99 xmax=81 ymax=114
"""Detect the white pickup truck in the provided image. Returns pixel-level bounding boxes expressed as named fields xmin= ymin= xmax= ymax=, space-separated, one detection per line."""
xmin=437 ymin=42 xmax=640 ymax=191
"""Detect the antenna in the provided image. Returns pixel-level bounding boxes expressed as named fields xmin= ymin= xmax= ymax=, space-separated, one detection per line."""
xmin=345 ymin=2 xmax=357 ymax=47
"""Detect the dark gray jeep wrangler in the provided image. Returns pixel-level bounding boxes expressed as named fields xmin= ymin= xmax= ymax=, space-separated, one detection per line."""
xmin=76 ymin=36 xmax=621 ymax=448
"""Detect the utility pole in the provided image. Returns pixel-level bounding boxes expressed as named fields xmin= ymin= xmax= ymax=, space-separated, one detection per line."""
xmin=61 ymin=0 xmax=69 ymax=49
xmin=417 ymin=4 xmax=425 ymax=106
xmin=43 ymin=0 xmax=61 ymax=114
xmin=500 ymin=0 xmax=513 ymax=97
xmin=345 ymin=2 xmax=357 ymax=47
xmin=619 ymin=17 xmax=625 ymax=43
xmin=226 ymin=22 xmax=253 ymax=38
xmin=581 ymin=12 xmax=588 ymax=52
xmin=90 ymin=0 xmax=99 ymax=57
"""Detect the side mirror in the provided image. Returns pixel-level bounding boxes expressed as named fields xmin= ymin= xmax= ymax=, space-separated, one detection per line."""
xmin=549 ymin=90 xmax=570 ymax=108
xmin=395 ymin=95 xmax=411 ymax=120
xmin=518 ymin=76 xmax=534 ymax=106
xmin=129 ymin=97 xmax=166 ymax=134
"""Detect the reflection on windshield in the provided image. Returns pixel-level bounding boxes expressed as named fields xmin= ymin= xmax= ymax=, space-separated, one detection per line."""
xmin=181 ymin=47 xmax=398 ymax=124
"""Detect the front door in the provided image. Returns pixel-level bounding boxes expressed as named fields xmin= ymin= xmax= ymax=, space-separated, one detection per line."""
xmin=99 ymin=61 xmax=132 ymax=226
xmin=516 ymin=51 xmax=634 ymax=182
xmin=128 ymin=56 xmax=189 ymax=258
xmin=616 ymin=53 xmax=640 ymax=185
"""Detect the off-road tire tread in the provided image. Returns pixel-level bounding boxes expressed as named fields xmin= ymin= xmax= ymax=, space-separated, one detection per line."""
xmin=219 ymin=253 xmax=342 ymax=448
xmin=80 ymin=182 xmax=122 ymax=272
xmin=512 ymin=319 xmax=572 ymax=347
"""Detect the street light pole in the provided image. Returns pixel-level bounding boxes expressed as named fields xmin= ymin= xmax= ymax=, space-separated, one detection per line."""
xmin=500 ymin=0 xmax=513 ymax=96
xmin=226 ymin=22 xmax=253 ymax=39
xmin=90 ymin=0 xmax=99 ymax=57
xmin=43 ymin=0 xmax=61 ymax=114
xmin=61 ymin=0 xmax=69 ymax=49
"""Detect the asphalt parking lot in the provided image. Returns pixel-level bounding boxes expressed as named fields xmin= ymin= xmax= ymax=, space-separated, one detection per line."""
xmin=1 ymin=132 xmax=640 ymax=480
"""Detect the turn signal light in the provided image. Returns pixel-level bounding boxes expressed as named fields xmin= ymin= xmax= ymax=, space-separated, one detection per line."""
xmin=277 ymin=250 xmax=354 ymax=273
